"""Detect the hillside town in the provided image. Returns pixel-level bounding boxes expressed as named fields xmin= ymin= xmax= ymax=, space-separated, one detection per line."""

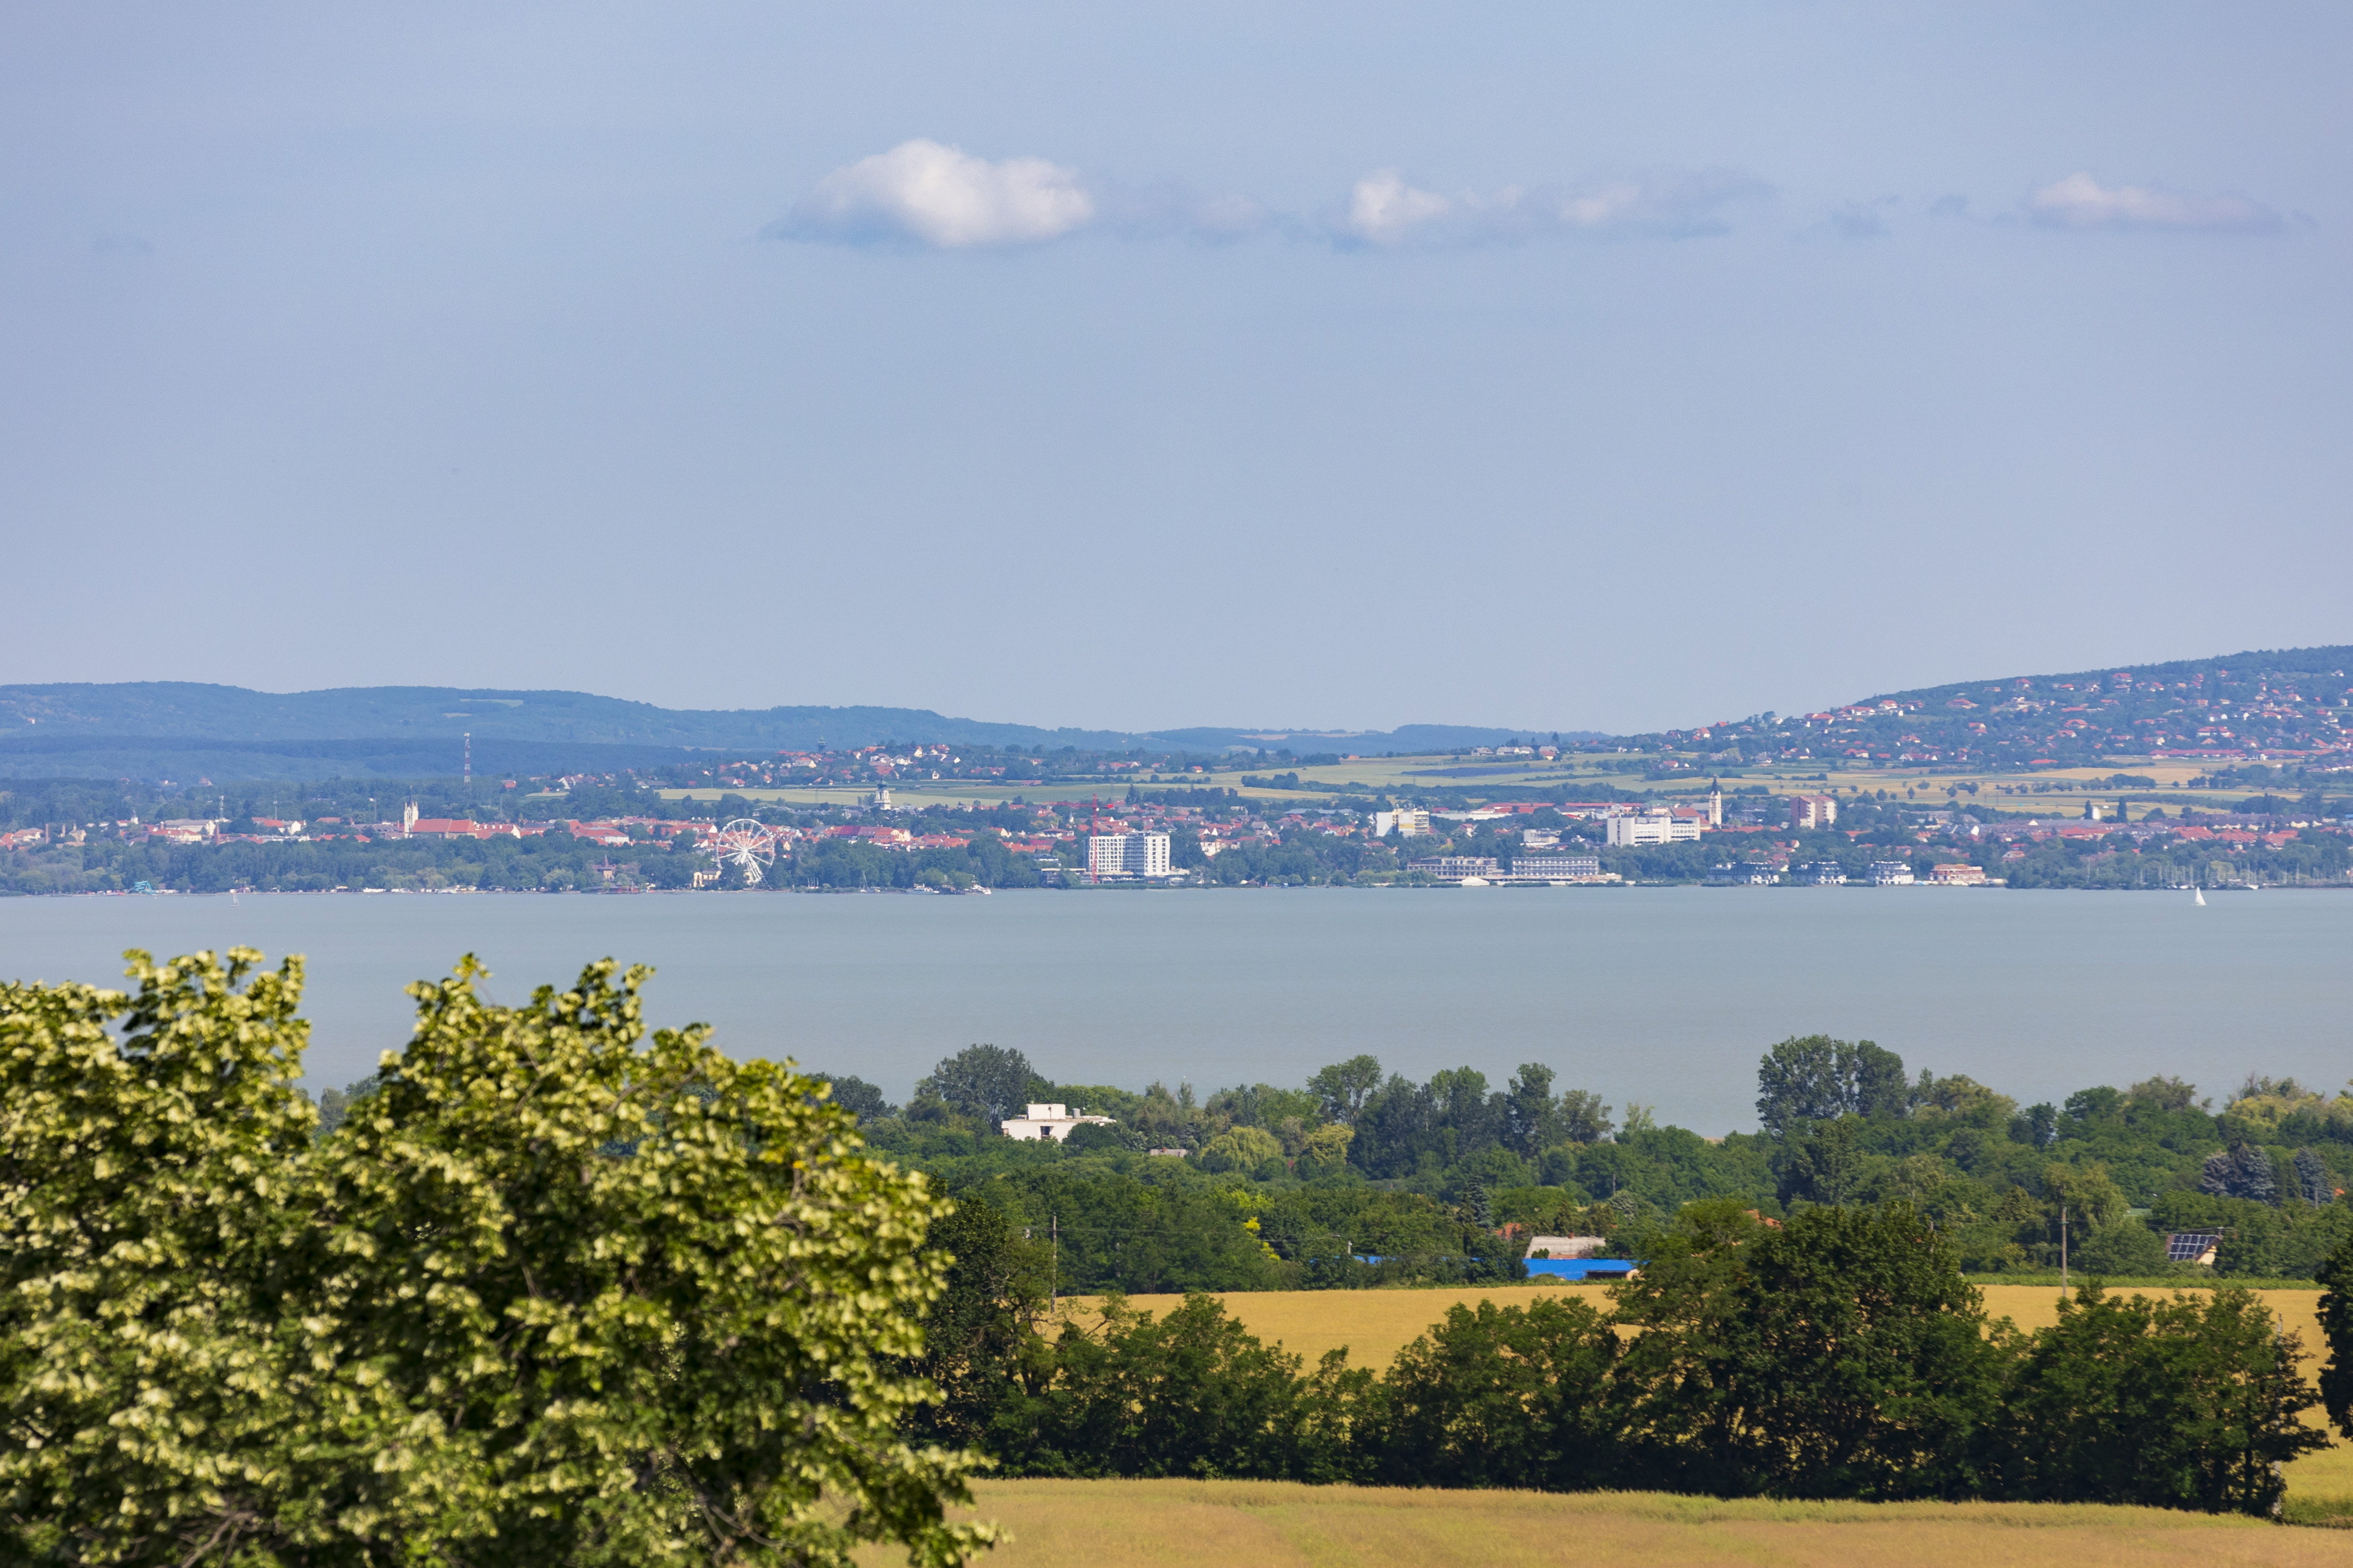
xmin=3 ymin=765 xmax=2346 ymax=897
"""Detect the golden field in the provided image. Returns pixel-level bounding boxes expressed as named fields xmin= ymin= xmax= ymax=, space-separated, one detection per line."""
xmin=872 ymin=1479 xmax=2348 ymax=1567
xmin=1053 ymin=1284 xmax=2348 ymax=1512
xmin=1056 ymin=1282 xmax=2326 ymax=1371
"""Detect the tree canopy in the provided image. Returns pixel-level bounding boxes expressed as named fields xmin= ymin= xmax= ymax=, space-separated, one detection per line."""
xmin=0 ymin=949 xmax=990 ymax=1568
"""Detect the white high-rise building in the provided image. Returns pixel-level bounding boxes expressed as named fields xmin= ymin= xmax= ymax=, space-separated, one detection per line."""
xmin=1087 ymin=832 xmax=1171 ymax=879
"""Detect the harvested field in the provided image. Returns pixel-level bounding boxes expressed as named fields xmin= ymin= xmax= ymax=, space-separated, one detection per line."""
xmin=879 ymin=1479 xmax=2348 ymax=1566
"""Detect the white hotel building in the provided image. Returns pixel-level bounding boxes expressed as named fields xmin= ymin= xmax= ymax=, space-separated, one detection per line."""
xmin=1086 ymin=832 xmax=1174 ymax=880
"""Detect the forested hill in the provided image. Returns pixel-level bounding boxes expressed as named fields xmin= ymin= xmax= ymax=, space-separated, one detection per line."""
xmin=0 ymin=683 xmax=1549 ymax=780
xmin=1615 ymin=644 xmax=2353 ymax=770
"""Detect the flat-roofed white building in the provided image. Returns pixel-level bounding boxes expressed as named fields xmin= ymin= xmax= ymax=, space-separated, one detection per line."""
xmin=1508 ymin=854 xmax=1613 ymax=882
xmin=1087 ymin=832 xmax=1172 ymax=879
xmin=1001 ymin=1102 xmax=1117 ymax=1142
xmin=1606 ymin=812 xmax=1700 ymax=846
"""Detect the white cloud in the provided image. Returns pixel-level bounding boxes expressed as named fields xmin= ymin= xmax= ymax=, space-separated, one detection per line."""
xmin=2024 ymin=172 xmax=2281 ymax=233
xmin=777 ymin=139 xmax=1095 ymax=248
xmin=1343 ymin=170 xmax=1456 ymax=245
xmin=1334 ymin=168 xmax=1764 ymax=247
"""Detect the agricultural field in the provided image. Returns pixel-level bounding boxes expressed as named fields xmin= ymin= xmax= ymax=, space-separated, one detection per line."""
xmin=1060 ymin=1283 xmax=2329 ymax=1371
xmin=1056 ymin=1284 xmax=2350 ymax=1519
xmin=883 ymin=1479 xmax=2348 ymax=1567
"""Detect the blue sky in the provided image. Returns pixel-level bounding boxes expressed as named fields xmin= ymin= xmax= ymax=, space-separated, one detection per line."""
xmin=3 ymin=3 xmax=2346 ymax=734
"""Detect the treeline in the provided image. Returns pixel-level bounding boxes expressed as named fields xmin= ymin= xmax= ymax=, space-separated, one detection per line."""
xmin=0 ymin=774 xmax=663 ymax=830
xmin=824 ymin=1038 xmax=2353 ymax=1292
xmin=914 ymin=1197 xmax=2346 ymax=1516
xmin=0 ymin=827 xmax=705 ymax=894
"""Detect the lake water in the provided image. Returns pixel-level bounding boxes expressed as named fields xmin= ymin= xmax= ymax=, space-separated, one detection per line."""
xmin=2 ymin=887 xmax=2346 ymax=1135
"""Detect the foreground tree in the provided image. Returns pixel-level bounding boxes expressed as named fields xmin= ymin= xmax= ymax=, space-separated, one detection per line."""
xmin=2319 ymin=1235 xmax=2353 ymax=1439
xmin=0 ymin=949 xmax=317 ymax=1566
xmin=1363 ymin=1297 xmax=1621 ymax=1490
xmin=1612 ymin=1201 xmax=2000 ymax=1499
xmin=1 ymin=949 xmax=993 ymax=1568
xmin=987 ymin=1295 xmax=1365 ymax=1483
xmin=1988 ymin=1284 xmax=2326 ymax=1514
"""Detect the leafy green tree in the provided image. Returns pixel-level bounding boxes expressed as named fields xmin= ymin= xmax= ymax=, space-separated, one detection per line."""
xmin=1363 ymin=1298 xmax=1622 ymax=1490
xmin=0 ymin=948 xmax=317 ymax=1567
xmin=1754 ymin=1036 xmax=1906 ymax=1138
xmin=904 ymin=1193 xmax=1049 ymax=1450
xmin=2321 ymin=1235 xmax=2353 ymax=1438
xmin=1199 ymin=1125 xmax=1284 ymax=1173
xmin=1780 ymin=1116 xmax=1869 ymax=1207
xmin=2073 ymin=1218 xmax=2167 ymax=1275
xmin=800 ymin=1068 xmax=896 ymax=1121
xmin=1558 ymin=1088 xmax=1614 ymax=1144
xmin=1501 ymin=1062 xmax=1558 ymax=1155
xmin=0 ymin=948 xmax=994 ymax=1568
xmin=1988 ymin=1284 xmax=2326 ymax=1514
xmin=918 ymin=1043 xmax=1047 ymax=1131
xmin=1307 ymin=1055 xmax=1383 ymax=1126
xmin=991 ymin=1294 xmax=1364 ymax=1482
xmin=1612 ymin=1202 xmax=2000 ymax=1499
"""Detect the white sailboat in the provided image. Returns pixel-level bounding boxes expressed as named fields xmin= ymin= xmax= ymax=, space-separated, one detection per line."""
xmin=2193 ymin=886 xmax=2206 ymax=906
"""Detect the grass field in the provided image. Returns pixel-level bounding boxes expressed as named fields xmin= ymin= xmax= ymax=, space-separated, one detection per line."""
xmin=872 ymin=1479 xmax=2348 ymax=1566
xmin=1052 ymin=1284 xmax=2349 ymax=1514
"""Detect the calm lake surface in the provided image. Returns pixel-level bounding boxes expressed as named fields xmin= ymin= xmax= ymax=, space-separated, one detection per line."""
xmin=2 ymin=887 xmax=2346 ymax=1134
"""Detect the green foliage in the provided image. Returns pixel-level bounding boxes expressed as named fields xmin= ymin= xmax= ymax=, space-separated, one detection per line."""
xmin=903 ymin=1194 xmax=1050 ymax=1451
xmin=0 ymin=949 xmax=990 ymax=1567
xmin=1988 ymin=1284 xmax=2327 ymax=1514
xmin=2321 ymin=1234 xmax=2353 ymax=1439
xmin=988 ymin=1294 xmax=1365 ymax=1482
xmin=1613 ymin=1203 xmax=2001 ymax=1499
xmin=917 ymin=1043 xmax=1048 ymax=1131
xmin=1755 ymin=1036 xmax=1908 ymax=1138
xmin=0 ymin=948 xmax=318 ymax=1566
xmin=939 ymin=1197 xmax=2331 ymax=1518
xmin=1361 ymin=1298 xmax=1621 ymax=1490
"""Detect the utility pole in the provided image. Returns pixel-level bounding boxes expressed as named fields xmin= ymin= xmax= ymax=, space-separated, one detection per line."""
xmin=1050 ymin=1213 xmax=1059 ymax=1309
xmin=2060 ymin=1204 xmax=2069 ymax=1292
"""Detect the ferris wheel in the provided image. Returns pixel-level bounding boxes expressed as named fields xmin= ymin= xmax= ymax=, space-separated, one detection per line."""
xmin=708 ymin=818 xmax=778 ymax=885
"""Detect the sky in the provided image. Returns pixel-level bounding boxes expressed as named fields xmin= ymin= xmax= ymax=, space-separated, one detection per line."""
xmin=3 ymin=2 xmax=2348 ymax=736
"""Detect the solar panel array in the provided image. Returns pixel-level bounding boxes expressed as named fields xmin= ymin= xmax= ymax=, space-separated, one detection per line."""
xmin=2164 ymin=1231 xmax=2220 ymax=1262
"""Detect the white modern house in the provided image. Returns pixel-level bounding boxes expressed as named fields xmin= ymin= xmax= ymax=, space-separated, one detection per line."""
xmin=1000 ymin=1102 xmax=1117 ymax=1142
